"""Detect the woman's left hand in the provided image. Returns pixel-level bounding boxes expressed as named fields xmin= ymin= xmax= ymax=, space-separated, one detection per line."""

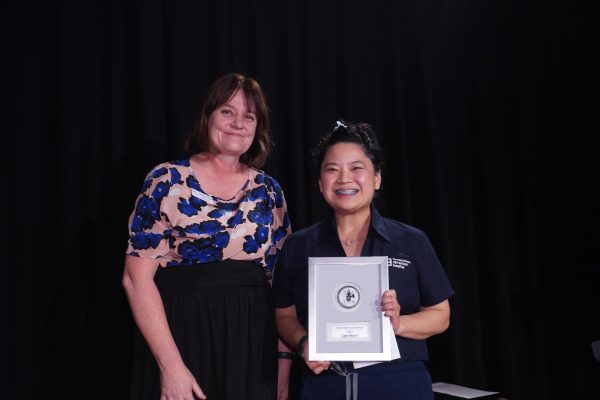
xmin=380 ymin=289 xmax=402 ymax=334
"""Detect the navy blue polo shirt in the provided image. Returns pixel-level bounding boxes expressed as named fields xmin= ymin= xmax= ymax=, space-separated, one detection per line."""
xmin=271 ymin=206 xmax=454 ymax=361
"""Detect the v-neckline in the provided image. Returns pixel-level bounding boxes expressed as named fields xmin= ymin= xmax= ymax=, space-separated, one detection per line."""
xmin=188 ymin=158 xmax=254 ymax=203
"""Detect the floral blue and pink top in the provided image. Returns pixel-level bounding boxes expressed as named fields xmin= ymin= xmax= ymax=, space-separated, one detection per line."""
xmin=126 ymin=158 xmax=291 ymax=278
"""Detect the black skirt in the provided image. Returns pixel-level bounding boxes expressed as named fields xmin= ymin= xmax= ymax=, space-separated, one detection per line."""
xmin=130 ymin=260 xmax=277 ymax=399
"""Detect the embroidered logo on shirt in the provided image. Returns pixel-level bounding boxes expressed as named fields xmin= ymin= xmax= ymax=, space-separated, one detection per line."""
xmin=388 ymin=258 xmax=411 ymax=269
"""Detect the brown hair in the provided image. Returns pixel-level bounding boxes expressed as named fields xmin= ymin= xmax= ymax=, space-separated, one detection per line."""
xmin=185 ymin=73 xmax=271 ymax=168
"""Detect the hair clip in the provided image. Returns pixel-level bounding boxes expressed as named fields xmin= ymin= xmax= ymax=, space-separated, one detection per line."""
xmin=334 ymin=120 xmax=347 ymax=131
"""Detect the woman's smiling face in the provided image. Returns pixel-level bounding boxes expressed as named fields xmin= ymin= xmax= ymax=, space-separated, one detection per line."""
xmin=319 ymin=142 xmax=381 ymax=216
xmin=207 ymin=89 xmax=257 ymax=157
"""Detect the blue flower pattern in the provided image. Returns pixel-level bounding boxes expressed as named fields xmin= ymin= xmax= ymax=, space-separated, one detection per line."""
xmin=131 ymin=195 xmax=161 ymax=231
xmin=126 ymin=159 xmax=290 ymax=274
xmin=227 ymin=210 xmax=245 ymax=228
xmin=131 ymin=232 xmax=163 ymax=250
xmin=247 ymin=201 xmax=274 ymax=226
xmin=152 ymin=181 xmax=170 ymax=200
xmin=178 ymin=198 xmax=198 ymax=217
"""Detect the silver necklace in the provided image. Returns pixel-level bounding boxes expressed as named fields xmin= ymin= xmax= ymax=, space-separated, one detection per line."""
xmin=342 ymin=238 xmax=363 ymax=246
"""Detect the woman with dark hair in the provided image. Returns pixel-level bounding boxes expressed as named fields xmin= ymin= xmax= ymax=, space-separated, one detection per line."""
xmin=122 ymin=72 xmax=292 ymax=399
xmin=272 ymin=120 xmax=454 ymax=399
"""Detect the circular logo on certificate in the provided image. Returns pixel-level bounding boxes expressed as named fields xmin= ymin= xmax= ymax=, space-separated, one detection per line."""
xmin=336 ymin=285 xmax=360 ymax=309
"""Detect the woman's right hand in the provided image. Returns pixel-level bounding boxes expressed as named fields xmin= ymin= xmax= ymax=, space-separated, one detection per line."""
xmin=160 ymin=363 xmax=206 ymax=400
xmin=274 ymin=306 xmax=330 ymax=374
xmin=300 ymin=339 xmax=331 ymax=375
xmin=123 ymin=256 xmax=206 ymax=399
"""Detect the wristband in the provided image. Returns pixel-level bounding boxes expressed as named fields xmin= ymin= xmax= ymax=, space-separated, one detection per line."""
xmin=296 ymin=334 xmax=308 ymax=356
xmin=278 ymin=351 xmax=294 ymax=360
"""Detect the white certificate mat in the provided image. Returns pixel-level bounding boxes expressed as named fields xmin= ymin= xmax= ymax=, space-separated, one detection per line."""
xmin=308 ymin=256 xmax=391 ymax=361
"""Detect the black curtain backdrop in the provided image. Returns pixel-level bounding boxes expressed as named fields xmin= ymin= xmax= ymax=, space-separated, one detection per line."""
xmin=2 ymin=1 xmax=598 ymax=399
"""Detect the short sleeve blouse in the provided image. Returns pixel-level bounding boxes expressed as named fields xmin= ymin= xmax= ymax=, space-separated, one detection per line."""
xmin=126 ymin=158 xmax=291 ymax=277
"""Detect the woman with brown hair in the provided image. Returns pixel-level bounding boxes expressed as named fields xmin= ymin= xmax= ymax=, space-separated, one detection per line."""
xmin=122 ymin=73 xmax=292 ymax=399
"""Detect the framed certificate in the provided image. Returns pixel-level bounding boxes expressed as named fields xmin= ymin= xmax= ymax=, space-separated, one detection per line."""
xmin=308 ymin=256 xmax=391 ymax=361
